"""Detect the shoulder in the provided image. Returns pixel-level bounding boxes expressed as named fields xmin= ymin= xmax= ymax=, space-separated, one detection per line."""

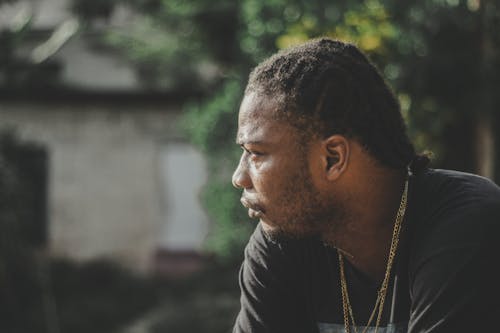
xmin=410 ymin=168 xmax=500 ymax=229
xmin=244 ymin=223 xmax=290 ymax=264
xmin=243 ymin=223 xmax=318 ymax=272
xmin=234 ymin=224 xmax=323 ymax=333
xmin=406 ymin=170 xmax=500 ymax=331
xmin=241 ymin=223 xmax=328 ymax=293
xmin=415 ymin=168 xmax=500 ymax=203
xmin=407 ymin=168 xmax=500 ymax=274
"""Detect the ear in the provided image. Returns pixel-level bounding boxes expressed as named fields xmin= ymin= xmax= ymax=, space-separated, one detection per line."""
xmin=322 ymin=135 xmax=349 ymax=181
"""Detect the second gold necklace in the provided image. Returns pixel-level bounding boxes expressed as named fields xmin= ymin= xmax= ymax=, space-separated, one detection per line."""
xmin=338 ymin=177 xmax=409 ymax=333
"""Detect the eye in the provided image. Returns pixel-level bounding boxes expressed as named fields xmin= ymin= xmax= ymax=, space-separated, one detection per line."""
xmin=241 ymin=146 xmax=263 ymax=158
xmin=248 ymin=149 xmax=263 ymax=157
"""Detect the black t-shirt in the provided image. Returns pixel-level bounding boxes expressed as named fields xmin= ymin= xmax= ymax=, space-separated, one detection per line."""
xmin=232 ymin=169 xmax=500 ymax=333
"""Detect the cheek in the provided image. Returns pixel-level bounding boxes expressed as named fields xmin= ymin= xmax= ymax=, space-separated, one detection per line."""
xmin=250 ymin=158 xmax=287 ymax=192
xmin=309 ymin=159 xmax=327 ymax=191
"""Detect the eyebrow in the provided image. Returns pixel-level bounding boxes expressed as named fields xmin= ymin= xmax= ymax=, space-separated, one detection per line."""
xmin=236 ymin=140 xmax=267 ymax=146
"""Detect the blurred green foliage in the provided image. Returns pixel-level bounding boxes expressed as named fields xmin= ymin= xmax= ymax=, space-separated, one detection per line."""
xmin=182 ymin=79 xmax=252 ymax=259
xmin=2 ymin=0 xmax=497 ymax=259
xmin=0 ymin=1 xmax=63 ymax=88
xmin=98 ymin=0 xmax=241 ymax=90
xmin=72 ymin=0 xmax=120 ymax=20
xmin=92 ymin=0 xmax=500 ymax=259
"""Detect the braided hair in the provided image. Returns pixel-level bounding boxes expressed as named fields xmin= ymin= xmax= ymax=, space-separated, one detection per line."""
xmin=245 ymin=38 xmax=429 ymax=173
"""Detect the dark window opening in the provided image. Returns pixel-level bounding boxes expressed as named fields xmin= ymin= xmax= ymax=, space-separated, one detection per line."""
xmin=0 ymin=133 xmax=48 ymax=248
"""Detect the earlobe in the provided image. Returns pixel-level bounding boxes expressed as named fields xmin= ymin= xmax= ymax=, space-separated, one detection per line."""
xmin=323 ymin=135 xmax=349 ymax=181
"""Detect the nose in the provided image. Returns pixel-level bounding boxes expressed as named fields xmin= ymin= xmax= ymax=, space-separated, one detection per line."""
xmin=232 ymin=156 xmax=252 ymax=189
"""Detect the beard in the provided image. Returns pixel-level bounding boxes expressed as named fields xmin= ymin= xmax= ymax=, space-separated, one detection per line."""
xmin=261 ymin=161 xmax=347 ymax=242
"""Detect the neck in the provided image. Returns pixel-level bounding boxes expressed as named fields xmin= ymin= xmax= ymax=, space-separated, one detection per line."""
xmin=322 ymin=163 xmax=407 ymax=282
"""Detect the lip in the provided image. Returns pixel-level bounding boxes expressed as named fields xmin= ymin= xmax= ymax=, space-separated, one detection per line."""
xmin=240 ymin=197 xmax=264 ymax=218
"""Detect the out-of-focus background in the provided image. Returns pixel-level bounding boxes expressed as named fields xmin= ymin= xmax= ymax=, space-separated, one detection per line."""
xmin=0 ymin=0 xmax=499 ymax=332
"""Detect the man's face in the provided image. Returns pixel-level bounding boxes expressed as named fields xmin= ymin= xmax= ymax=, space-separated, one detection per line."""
xmin=232 ymin=92 xmax=336 ymax=238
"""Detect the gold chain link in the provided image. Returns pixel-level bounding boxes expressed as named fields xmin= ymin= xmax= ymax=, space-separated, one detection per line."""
xmin=338 ymin=178 xmax=409 ymax=333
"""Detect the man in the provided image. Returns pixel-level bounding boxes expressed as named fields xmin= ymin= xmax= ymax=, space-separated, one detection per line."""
xmin=231 ymin=38 xmax=500 ymax=333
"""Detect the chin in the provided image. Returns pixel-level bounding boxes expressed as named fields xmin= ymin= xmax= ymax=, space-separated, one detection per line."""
xmin=259 ymin=220 xmax=278 ymax=234
xmin=261 ymin=220 xmax=319 ymax=241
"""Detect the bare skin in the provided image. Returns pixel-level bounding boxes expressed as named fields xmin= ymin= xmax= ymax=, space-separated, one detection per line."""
xmin=232 ymin=92 xmax=407 ymax=282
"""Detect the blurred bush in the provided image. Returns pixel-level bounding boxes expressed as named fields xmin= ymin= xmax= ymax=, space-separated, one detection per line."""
xmin=182 ymin=79 xmax=253 ymax=260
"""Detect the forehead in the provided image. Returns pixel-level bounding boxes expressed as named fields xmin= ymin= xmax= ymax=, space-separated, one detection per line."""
xmin=236 ymin=93 xmax=300 ymax=145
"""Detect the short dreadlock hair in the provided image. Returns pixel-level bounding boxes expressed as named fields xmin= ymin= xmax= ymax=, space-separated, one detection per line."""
xmin=245 ymin=37 xmax=428 ymax=172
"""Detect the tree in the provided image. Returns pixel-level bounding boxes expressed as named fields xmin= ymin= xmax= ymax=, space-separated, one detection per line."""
xmin=389 ymin=0 xmax=500 ymax=177
xmin=0 ymin=0 xmax=65 ymax=89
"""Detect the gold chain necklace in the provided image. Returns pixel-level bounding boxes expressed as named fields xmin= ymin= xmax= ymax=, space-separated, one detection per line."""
xmin=338 ymin=177 xmax=409 ymax=333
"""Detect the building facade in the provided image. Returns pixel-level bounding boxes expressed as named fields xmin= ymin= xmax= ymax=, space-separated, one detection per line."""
xmin=0 ymin=0 xmax=211 ymax=273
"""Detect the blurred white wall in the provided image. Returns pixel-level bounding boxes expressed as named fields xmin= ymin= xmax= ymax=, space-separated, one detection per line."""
xmin=0 ymin=102 xmax=209 ymax=273
xmin=159 ymin=143 xmax=209 ymax=251
xmin=0 ymin=0 xmax=212 ymax=274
